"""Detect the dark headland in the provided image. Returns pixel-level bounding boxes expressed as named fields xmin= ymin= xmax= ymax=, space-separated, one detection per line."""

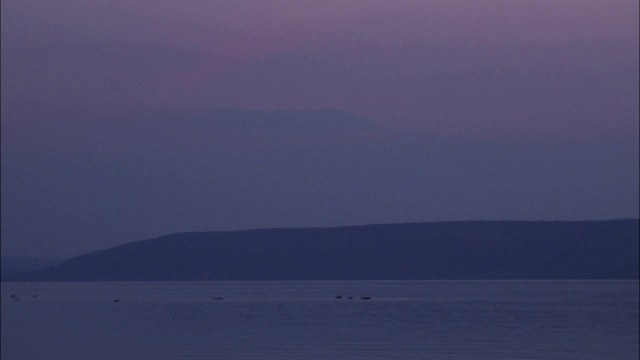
xmin=3 ymin=220 xmax=638 ymax=282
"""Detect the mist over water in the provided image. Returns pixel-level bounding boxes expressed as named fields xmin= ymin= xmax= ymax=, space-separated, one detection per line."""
xmin=2 ymin=281 xmax=638 ymax=359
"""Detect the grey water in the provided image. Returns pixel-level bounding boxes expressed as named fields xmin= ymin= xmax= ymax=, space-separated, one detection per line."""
xmin=1 ymin=281 xmax=638 ymax=359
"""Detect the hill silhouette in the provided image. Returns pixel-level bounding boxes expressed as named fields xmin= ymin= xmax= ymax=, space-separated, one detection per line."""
xmin=1 ymin=257 xmax=66 ymax=276
xmin=3 ymin=220 xmax=638 ymax=281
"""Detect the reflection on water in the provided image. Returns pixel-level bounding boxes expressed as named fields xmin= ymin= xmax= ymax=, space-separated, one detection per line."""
xmin=2 ymin=281 xmax=639 ymax=359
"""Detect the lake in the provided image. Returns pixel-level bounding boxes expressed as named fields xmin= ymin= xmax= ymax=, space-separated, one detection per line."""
xmin=1 ymin=281 xmax=638 ymax=359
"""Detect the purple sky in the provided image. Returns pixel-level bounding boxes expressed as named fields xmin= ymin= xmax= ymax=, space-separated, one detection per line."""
xmin=2 ymin=0 xmax=638 ymax=257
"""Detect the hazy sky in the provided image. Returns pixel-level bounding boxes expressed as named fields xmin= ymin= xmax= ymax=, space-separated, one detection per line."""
xmin=2 ymin=0 xmax=638 ymax=258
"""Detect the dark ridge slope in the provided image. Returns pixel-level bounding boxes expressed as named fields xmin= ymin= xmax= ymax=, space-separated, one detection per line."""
xmin=1 ymin=257 xmax=66 ymax=276
xmin=3 ymin=220 xmax=638 ymax=281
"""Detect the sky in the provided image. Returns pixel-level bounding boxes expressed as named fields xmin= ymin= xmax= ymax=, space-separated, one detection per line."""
xmin=2 ymin=0 xmax=638 ymax=258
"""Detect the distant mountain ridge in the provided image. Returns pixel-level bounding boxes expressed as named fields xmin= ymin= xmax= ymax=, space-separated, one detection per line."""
xmin=3 ymin=220 xmax=638 ymax=282
xmin=1 ymin=257 xmax=66 ymax=277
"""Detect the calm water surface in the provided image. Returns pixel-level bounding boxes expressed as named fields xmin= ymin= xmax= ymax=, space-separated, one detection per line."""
xmin=2 ymin=281 xmax=638 ymax=359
